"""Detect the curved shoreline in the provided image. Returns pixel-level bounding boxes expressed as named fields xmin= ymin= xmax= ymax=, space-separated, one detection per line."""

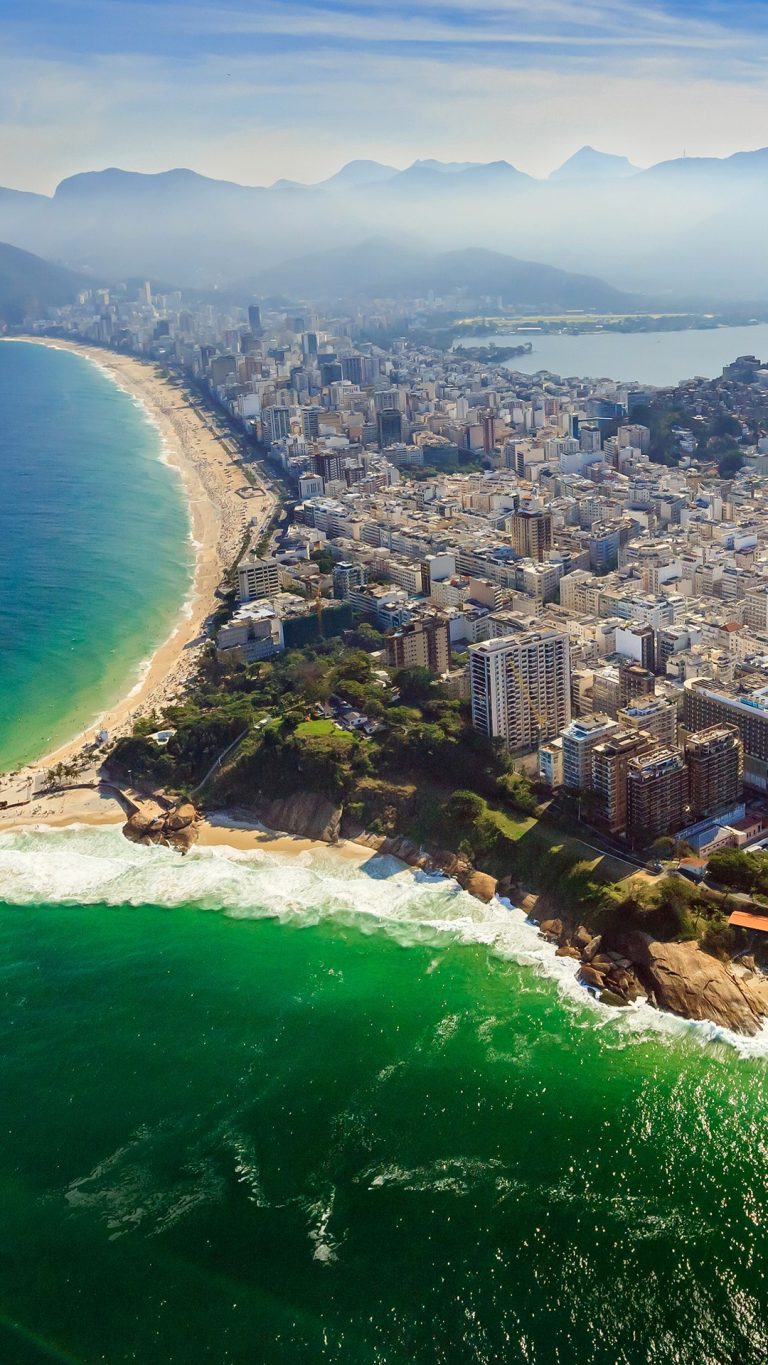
xmin=0 ymin=338 xmax=275 ymax=775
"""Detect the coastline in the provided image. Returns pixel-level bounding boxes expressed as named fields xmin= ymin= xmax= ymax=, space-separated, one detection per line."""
xmin=0 ymin=786 xmax=375 ymax=866
xmin=0 ymin=337 xmax=275 ymax=776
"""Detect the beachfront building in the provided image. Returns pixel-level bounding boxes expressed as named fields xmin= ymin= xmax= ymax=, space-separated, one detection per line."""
xmin=237 ymin=553 xmax=281 ymax=603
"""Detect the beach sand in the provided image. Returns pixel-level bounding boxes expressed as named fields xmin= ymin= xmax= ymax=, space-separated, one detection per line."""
xmin=0 ymin=342 xmax=372 ymax=870
xmin=0 ymin=337 xmax=275 ymax=779
xmin=0 ymin=787 xmax=374 ymax=867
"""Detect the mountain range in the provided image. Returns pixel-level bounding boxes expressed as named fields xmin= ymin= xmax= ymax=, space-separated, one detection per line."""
xmin=1 ymin=145 xmax=767 ymax=299
xmin=0 ymin=235 xmax=637 ymax=320
xmin=253 ymin=240 xmax=635 ymax=310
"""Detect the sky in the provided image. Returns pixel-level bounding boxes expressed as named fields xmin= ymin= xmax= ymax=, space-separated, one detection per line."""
xmin=1 ymin=0 xmax=767 ymax=192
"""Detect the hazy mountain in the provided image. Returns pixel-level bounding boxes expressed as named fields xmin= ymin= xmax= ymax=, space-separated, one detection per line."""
xmin=410 ymin=159 xmax=482 ymax=174
xmin=273 ymin=160 xmax=399 ymax=191
xmin=0 ymin=240 xmax=92 ymax=323
xmin=253 ymin=239 xmax=636 ymax=310
xmin=1 ymin=147 xmax=768 ymax=297
xmin=550 ymin=146 xmax=641 ymax=181
xmin=638 ymin=145 xmax=768 ymax=184
xmin=379 ymin=159 xmax=534 ymax=198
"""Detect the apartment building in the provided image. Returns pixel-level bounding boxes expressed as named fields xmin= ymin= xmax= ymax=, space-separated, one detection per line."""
xmin=237 ymin=553 xmax=281 ymax=603
xmin=684 ymin=725 xmax=744 ymax=822
xmin=386 ymin=615 xmax=451 ymax=676
xmin=591 ymin=729 xmax=656 ymax=835
xmin=561 ymin=713 xmax=618 ymax=791
xmin=683 ymin=678 xmax=768 ymax=791
xmin=470 ymin=629 xmax=571 ymax=753
xmin=627 ymin=749 xmax=689 ymax=847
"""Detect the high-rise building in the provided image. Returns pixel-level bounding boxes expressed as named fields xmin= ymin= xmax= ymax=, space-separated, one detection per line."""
xmin=237 ymin=553 xmax=281 ymax=603
xmin=247 ymin=304 xmax=263 ymax=336
xmin=561 ymin=714 xmax=618 ymax=791
xmin=320 ymin=360 xmax=343 ymax=386
xmin=615 ymin=623 xmax=656 ymax=672
xmin=377 ymin=409 xmax=404 ymax=447
xmin=313 ymin=451 xmax=345 ymax=485
xmin=386 ymin=615 xmax=451 ymax=676
xmin=744 ymin=587 xmax=768 ymax=632
xmin=685 ymin=726 xmax=744 ymax=823
xmin=618 ymin=697 xmax=677 ymax=749
xmin=510 ymin=508 xmax=553 ymax=563
xmin=333 ymin=561 xmax=367 ymax=600
xmin=618 ymin=661 xmax=655 ymax=710
xmin=262 ymin=406 xmax=292 ymax=444
xmin=298 ymin=473 xmax=324 ymax=500
xmin=591 ymin=730 xmax=656 ymax=835
xmin=683 ymin=679 xmax=768 ymax=791
xmin=469 ymin=629 xmax=571 ymax=753
xmin=302 ymin=406 xmax=324 ymax=440
xmin=626 ymin=749 xmax=688 ymax=847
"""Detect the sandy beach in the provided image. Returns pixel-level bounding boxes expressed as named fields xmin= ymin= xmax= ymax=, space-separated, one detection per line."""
xmin=0 ymin=785 xmax=373 ymax=867
xmin=0 ymin=337 xmax=275 ymax=780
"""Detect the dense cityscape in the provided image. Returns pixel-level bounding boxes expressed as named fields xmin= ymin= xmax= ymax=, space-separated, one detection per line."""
xmin=27 ymin=282 xmax=768 ymax=875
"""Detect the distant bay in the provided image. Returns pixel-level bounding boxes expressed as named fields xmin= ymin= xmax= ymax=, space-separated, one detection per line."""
xmin=0 ymin=341 xmax=192 ymax=771
xmin=458 ymin=322 xmax=768 ymax=386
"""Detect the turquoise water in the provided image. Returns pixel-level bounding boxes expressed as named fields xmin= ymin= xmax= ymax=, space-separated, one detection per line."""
xmin=0 ymin=826 xmax=767 ymax=1364
xmin=0 ymin=341 xmax=192 ymax=771
xmin=458 ymin=323 xmax=768 ymax=386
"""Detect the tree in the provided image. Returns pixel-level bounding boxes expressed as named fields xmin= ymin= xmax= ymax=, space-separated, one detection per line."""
xmin=445 ymin=790 xmax=486 ymax=825
xmin=312 ymin=547 xmax=334 ymax=574
xmin=717 ymin=449 xmax=744 ymax=479
xmin=393 ymin=666 xmax=435 ymax=703
xmin=497 ymin=769 xmax=538 ymax=815
xmin=334 ymin=650 xmax=373 ymax=684
xmin=707 ymin=848 xmax=760 ymax=892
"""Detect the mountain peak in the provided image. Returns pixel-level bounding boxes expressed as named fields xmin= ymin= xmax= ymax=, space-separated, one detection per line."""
xmin=549 ymin=146 xmax=641 ymax=182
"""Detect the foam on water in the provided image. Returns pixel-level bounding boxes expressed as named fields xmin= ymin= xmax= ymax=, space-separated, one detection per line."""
xmin=2 ymin=824 xmax=767 ymax=1058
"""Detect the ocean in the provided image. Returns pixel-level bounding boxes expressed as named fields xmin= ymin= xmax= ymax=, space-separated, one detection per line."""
xmin=456 ymin=322 xmax=768 ymax=386
xmin=0 ymin=826 xmax=767 ymax=1364
xmin=0 ymin=341 xmax=192 ymax=771
xmin=1 ymin=342 xmax=767 ymax=1365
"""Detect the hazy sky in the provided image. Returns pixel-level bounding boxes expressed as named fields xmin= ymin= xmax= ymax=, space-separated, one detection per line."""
xmin=1 ymin=0 xmax=768 ymax=192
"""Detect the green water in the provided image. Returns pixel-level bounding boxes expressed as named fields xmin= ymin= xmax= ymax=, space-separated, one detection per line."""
xmin=0 ymin=341 xmax=192 ymax=771
xmin=0 ymin=827 xmax=766 ymax=1364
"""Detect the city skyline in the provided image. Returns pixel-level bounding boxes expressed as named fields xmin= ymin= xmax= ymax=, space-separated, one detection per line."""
xmin=2 ymin=0 xmax=768 ymax=193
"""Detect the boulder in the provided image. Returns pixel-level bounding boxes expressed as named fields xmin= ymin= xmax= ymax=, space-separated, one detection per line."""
xmin=600 ymin=988 xmax=631 ymax=1009
xmin=168 ymin=823 xmax=199 ymax=854
xmin=539 ymin=918 xmax=564 ymax=942
xmin=579 ymin=964 xmax=606 ymax=989
xmin=457 ymin=869 xmax=498 ymax=903
xmin=573 ymin=925 xmax=592 ymax=953
xmin=625 ymin=933 xmax=768 ymax=1037
xmin=166 ymin=802 xmax=197 ymax=831
xmin=122 ymin=812 xmax=155 ymax=843
xmin=583 ymin=935 xmax=603 ymax=962
xmin=555 ymin=945 xmax=581 ymax=960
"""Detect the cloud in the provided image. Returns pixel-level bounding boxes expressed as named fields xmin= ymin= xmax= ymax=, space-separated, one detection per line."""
xmin=1 ymin=0 xmax=768 ymax=191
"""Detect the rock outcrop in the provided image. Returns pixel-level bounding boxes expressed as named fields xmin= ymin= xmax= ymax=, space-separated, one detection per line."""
xmin=624 ymin=933 xmax=768 ymax=1037
xmin=527 ymin=913 xmax=768 ymax=1036
xmin=254 ymin=792 xmax=343 ymax=844
xmin=123 ymin=801 xmax=199 ymax=853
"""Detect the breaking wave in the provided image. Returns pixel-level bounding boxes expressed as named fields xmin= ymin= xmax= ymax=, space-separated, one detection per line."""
xmin=1 ymin=824 xmax=767 ymax=1058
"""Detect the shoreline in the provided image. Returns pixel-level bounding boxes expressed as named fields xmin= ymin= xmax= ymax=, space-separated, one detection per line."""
xmin=0 ymin=786 xmax=375 ymax=867
xmin=3 ymin=793 xmax=768 ymax=1055
xmin=0 ymin=337 xmax=275 ymax=777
